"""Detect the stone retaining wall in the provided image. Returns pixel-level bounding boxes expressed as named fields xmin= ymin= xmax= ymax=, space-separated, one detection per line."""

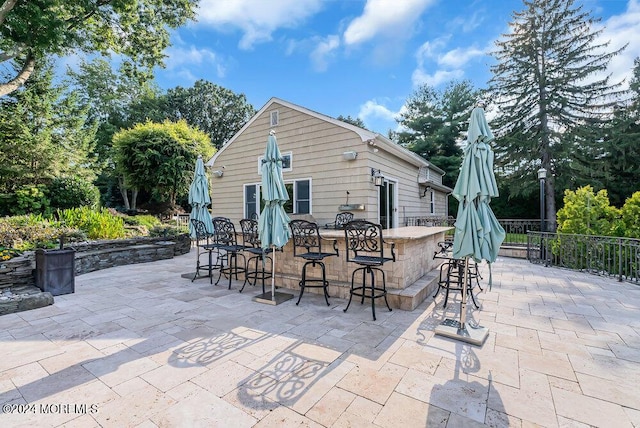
xmin=0 ymin=234 xmax=192 ymax=290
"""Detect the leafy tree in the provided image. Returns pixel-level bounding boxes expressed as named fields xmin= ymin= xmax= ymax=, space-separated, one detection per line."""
xmin=163 ymin=80 xmax=255 ymax=148
xmin=337 ymin=115 xmax=368 ymax=129
xmin=396 ymin=80 xmax=479 ymax=206
xmin=66 ymin=58 xmax=164 ymax=209
xmin=113 ymin=121 xmax=214 ymax=206
xmin=489 ymin=0 xmax=626 ymax=229
xmin=0 ymin=61 xmax=95 ymax=194
xmin=620 ymin=191 xmax=640 ymax=238
xmin=0 ymin=0 xmax=197 ymax=97
xmin=556 ymin=186 xmax=622 ymax=236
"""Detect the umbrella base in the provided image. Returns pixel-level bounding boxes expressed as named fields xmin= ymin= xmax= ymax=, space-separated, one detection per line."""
xmin=435 ymin=318 xmax=489 ymax=346
xmin=253 ymin=291 xmax=294 ymax=306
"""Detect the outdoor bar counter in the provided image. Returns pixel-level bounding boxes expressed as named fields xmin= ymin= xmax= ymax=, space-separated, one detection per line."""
xmin=271 ymin=226 xmax=452 ymax=310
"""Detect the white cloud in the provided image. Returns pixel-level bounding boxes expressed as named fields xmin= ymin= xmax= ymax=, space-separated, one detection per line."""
xmin=343 ymin=0 xmax=436 ymax=46
xmin=357 ymin=99 xmax=405 ymax=133
xmin=438 ymin=46 xmax=485 ymax=68
xmin=310 ymin=35 xmax=340 ymax=72
xmin=164 ymin=45 xmax=226 ymax=78
xmin=412 ymin=68 xmax=464 ymax=87
xmin=597 ymin=0 xmax=640 ymax=90
xmin=197 ymin=0 xmax=323 ymax=49
xmin=411 ymin=38 xmax=475 ymax=87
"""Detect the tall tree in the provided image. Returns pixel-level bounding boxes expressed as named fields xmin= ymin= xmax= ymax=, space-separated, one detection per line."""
xmin=67 ymin=58 xmax=164 ymax=209
xmin=396 ymin=80 xmax=479 ymax=190
xmin=0 ymin=0 xmax=197 ymax=97
xmin=0 ymin=61 xmax=94 ymax=193
xmin=489 ymin=0 xmax=626 ymax=228
xmin=163 ymin=80 xmax=255 ymax=149
xmin=596 ymin=58 xmax=640 ymax=206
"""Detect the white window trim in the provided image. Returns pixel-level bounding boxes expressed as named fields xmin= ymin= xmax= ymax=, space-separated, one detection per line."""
xmin=286 ymin=177 xmax=312 ymax=215
xmin=270 ymin=110 xmax=279 ymax=126
xmin=243 ymin=183 xmax=261 ymax=219
xmin=257 ymin=151 xmax=293 ymax=175
xmin=429 ymin=190 xmax=435 ymax=215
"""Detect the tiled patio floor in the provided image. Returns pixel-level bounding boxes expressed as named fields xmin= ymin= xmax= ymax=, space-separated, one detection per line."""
xmin=1 ymin=250 xmax=639 ymax=427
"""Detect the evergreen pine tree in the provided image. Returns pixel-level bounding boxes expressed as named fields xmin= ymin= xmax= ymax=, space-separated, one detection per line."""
xmin=489 ymin=0 xmax=626 ymax=227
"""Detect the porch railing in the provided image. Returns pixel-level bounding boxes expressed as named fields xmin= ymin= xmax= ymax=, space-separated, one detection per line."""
xmin=527 ymin=231 xmax=640 ymax=284
xmin=403 ymin=217 xmax=554 ymax=247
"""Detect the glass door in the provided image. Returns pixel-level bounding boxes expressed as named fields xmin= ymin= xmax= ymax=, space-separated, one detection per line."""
xmin=378 ymin=180 xmax=396 ymax=229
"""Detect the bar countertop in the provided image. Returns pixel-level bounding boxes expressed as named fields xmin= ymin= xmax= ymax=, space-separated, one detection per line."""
xmin=320 ymin=226 xmax=452 ymax=241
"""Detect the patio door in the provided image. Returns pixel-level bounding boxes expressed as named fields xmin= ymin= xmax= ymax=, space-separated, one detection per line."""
xmin=379 ymin=179 xmax=397 ymax=229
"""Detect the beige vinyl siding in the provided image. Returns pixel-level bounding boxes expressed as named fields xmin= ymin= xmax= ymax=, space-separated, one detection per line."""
xmin=209 ymin=99 xmax=450 ymax=226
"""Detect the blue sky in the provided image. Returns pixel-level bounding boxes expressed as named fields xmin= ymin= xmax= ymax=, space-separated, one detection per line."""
xmin=154 ymin=0 xmax=639 ymax=134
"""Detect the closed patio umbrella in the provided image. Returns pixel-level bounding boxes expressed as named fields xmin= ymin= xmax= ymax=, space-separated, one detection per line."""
xmin=188 ymin=155 xmax=213 ymax=237
xmin=255 ymin=131 xmax=293 ymax=305
xmin=436 ymin=105 xmax=505 ymax=345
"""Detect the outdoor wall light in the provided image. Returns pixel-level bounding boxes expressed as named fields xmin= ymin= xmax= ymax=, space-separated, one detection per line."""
xmin=342 ymin=151 xmax=358 ymax=161
xmin=213 ymin=170 xmax=224 ymax=178
xmin=371 ymin=168 xmax=384 ymax=187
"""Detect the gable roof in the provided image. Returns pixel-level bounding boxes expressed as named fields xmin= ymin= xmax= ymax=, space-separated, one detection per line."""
xmin=206 ymin=97 xmax=445 ymax=176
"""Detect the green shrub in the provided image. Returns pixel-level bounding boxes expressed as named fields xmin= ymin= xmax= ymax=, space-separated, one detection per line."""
xmin=9 ymin=186 xmax=51 ymax=216
xmin=57 ymin=207 xmax=126 ymax=239
xmin=47 ymin=176 xmax=100 ymax=210
xmin=148 ymin=225 xmax=181 ymax=237
xmin=0 ymin=247 xmax=22 ymax=261
xmin=0 ymin=214 xmax=81 ymax=250
xmin=556 ymin=186 xmax=622 ymax=236
xmin=621 ymin=191 xmax=640 ymax=239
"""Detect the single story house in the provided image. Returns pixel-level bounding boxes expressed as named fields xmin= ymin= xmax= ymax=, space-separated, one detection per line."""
xmin=206 ymin=97 xmax=452 ymax=228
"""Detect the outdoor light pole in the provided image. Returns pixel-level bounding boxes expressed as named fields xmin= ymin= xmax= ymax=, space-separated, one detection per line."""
xmin=538 ymin=168 xmax=547 ymax=233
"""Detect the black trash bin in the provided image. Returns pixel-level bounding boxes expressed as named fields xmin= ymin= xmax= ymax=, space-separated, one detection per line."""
xmin=35 ymin=249 xmax=76 ymax=296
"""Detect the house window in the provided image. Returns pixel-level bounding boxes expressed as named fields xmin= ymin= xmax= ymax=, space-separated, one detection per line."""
xmin=244 ymin=184 xmax=261 ymax=219
xmin=270 ymin=110 xmax=279 ymax=126
xmin=257 ymin=152 xmax=292 ymax=174
xmin=244 ymin=178 xmax=311 ymax=218
xmin=429 ymin=190 xmax=435 ymax=215
xmin=282 ymin=179 xmax=311 ymax=214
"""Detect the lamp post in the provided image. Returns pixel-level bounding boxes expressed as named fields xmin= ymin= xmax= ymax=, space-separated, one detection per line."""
xmin=537 ymin=168 xmax=547 ymax=232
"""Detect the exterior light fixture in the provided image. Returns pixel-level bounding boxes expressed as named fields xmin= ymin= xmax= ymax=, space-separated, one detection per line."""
xmin=371 ymin=168 xmax=384 ymax=187
xmin=538 ymin=168 xmax=547 ymax=232
xmin=342 ymin=151 xmax=358 ymax=161
xmin=213 ymin=170 xmax=224 ymax=178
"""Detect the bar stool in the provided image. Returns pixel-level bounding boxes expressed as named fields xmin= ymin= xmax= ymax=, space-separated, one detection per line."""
xmin=239 ymin=218 xmax=274 ymax=294
xmin=190 ymin=218 xmax=223 ymax=283
xmin=343 ymin=220 xmax=396 ymax=321
xmin=211 ymin=217 xmax=247 ymax=290
xmin=433 ymin=257 xmax=481 ymax=308
xmin=289 ymin=219 xmax=339 ymax=306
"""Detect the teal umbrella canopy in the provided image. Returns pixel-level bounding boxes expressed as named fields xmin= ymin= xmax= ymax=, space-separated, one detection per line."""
xmin=452 ymin=107 xmax=505 ymax=263
xmin=258 ymin=133 xmax=291 ymax=250
xmin=188 ymin=155 xmax=213 ymax=238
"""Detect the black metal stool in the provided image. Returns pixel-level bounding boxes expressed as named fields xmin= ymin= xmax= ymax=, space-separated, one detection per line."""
xmin=343 ymin=220 xmax=396 ymax=321
xmin=433 ymin=257 xmax=481 ymax=308
xmin=289 ymin=219 xmax=338 ymax=306
xmin=211 ymin=217 xmax=247 ymax=290
xmin=190 ymin=218 xmax=223 ymax=283
xmin=239 ymin=218 xmax=274 ymax=294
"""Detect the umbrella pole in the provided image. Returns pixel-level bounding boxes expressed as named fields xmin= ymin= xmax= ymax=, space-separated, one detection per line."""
xmin=434 ymin=255 xmax=489 ymax=346
xmin=271 ymin=245 xmax=276 ymax=301
xmin=459 ymin=257 xmax=469 ymax=328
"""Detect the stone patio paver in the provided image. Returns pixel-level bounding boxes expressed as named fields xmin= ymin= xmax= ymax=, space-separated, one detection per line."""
xmin=1 ymin=251 xmax=639 ymax=427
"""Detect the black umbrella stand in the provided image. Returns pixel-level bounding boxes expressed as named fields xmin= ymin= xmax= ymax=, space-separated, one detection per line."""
xmin=252 ymin=247 xmax=293 ymax=305
xmin=434 ymin=257 xmax=489 ymax=346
